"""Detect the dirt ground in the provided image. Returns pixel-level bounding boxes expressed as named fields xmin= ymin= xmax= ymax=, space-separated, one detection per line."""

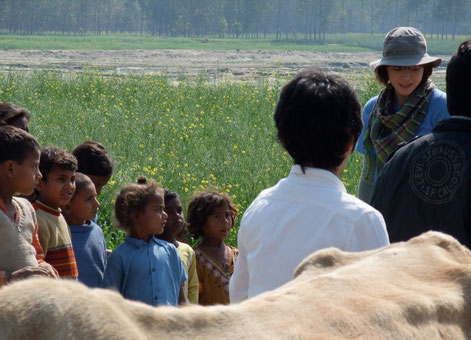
xmin=0 ymin=49 xmax=448 ymax=87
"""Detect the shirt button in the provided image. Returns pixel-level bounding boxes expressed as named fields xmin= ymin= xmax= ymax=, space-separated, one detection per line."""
xmin=154 ymin=296 xmax=158 ymax=300
xmin=152 ymin=268 xmax=155 ymax=272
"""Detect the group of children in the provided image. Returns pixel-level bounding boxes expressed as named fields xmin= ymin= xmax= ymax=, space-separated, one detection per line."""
xmin=4 ymin=26 xmax=465 ymax=311
xmin=0 ymin=102 xmax=239 ymax=307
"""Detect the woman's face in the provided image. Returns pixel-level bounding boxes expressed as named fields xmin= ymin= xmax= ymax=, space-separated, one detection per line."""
xmin=386 ymin=66 xmax=424 ymax=105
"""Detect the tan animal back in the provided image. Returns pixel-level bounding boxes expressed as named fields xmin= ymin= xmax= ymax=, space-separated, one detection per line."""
xmin=1 ymin=231 xmax=470 ymax=339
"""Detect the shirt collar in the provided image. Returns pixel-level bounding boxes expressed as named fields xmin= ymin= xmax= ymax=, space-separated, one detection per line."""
xmin=289 ymin=165 xmax=347 ymax=193
xmin=125 ymin=235 xmax=165 ymax=248
xmin=34 ymin=200 xmax=61 ymax=216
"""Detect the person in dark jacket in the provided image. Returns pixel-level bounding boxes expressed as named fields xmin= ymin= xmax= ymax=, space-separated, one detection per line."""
xmin=371 ymin=40 xmax=471 ymax=248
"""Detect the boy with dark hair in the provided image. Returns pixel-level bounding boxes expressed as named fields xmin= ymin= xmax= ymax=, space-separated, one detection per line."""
xmin=371 ymin=40 xmax=471 ymax=248
xmin=33 ymin=147 xmax=79 ymax=279
xmin=230 ymin=70 xmax=389 ymax=302
xmin=72 ymin=141 xmax=114 ymax=196
xmin=0 ymin=126 xmax=57 ymax=285
xmin=62 ymin=173 xmax=106 ymax=288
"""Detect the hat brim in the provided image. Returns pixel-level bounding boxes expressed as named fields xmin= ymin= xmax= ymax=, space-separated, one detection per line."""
xmin=369 ymin=54 xmax=442 ymax=70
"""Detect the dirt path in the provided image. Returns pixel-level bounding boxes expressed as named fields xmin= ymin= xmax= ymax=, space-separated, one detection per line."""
xmin=0 ymin=49 xmax=447 ymax=86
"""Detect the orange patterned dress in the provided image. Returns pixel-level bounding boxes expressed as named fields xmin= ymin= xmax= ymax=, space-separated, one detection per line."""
xmin=194 ymin=245 xmax=238 ymax=305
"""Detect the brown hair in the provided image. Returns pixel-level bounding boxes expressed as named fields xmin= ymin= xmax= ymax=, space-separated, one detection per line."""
xmin=114 ymin=176 xmax=163 ymax=233
xmin=375 ymin=64 xmax=433 ymax=87
xmin=0 ymin=126 xmax=39 ymax=164
xmin=72 ymin=141 xmax=114 ymax=177
xmin=39 ymin=147 xmax=78 ymax=181
xmin=187 ymin=190 xmax=237 ymax=239
xmin=72 ymin=172 xmax=94 ymax=197
xmin=0 ymin=103 xmax=31 ymax=130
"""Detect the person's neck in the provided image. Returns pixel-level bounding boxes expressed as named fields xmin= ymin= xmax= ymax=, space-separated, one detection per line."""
xmin=201 ymin=238 xmax=224 ymax=248
xmin=38 ymin=196 xmax=60 ymax=210
xmin=158 ymin=232 xmax=178 ymax=247
xmin=63 ymin=214 xmax=87 ymax=226
xmin=130 ymin=229 xmax=152 ymax=243
xmin=394 ymin=93 xmax=408 ymax=106
xmin=0 ymin=188 xmax=15 ymax=219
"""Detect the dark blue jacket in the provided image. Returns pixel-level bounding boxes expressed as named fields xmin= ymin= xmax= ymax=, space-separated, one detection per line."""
xmin=371 ymin=116 xmax=471 ymax=248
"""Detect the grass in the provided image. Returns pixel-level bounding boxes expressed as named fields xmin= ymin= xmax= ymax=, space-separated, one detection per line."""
xmin=0 ymin=33 xmax=468 ymax=55
xmin=0 ymin=69 xmax=381 ymax=248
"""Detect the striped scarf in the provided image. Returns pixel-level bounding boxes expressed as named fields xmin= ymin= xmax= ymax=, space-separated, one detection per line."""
xmin=363 ymin=81 xmax=434 ymax=179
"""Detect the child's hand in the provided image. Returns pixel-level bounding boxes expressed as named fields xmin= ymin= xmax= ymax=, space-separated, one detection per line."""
xmin=7 ymin=265 xmax=57 ymax=283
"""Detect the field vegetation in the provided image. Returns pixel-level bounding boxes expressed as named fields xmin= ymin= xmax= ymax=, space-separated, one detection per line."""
xmin=0 ymin=33 xmax=467 ymax=55
xmin=0 ymin=69 xmax=385 ymax=248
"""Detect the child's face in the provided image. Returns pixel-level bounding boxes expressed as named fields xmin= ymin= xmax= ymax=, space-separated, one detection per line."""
xmin=64 ymin=182 xmax=100 ymax=225
xmin=10 ymin=149 xmax=41 ymax=195
xmin=163 ymin=197 xmax=185 ymax=237
xmin=133 ymin=194 xmax=167 ymax=241
xmin=202 ymin=202 xmax=232 ymax=242
xmin=87 ymin=174 xmax=111 ymax=196
xmin=37 ymin=166 xmax=76 ymax=209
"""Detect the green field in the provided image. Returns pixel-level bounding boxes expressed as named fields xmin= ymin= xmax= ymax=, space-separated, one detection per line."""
xmin=0 ymin=69 xmax=384 ymax=248
xmin=0 ymin=33 xmax=467 ymax=55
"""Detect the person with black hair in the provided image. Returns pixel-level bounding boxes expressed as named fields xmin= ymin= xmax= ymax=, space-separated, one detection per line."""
xmin=72 ymin=141 xmax=114 ymax=196
xmin=371 ymin=40 xmax=471 ymax=248
xmin=229 ymin=70 xmax=389 ymax=302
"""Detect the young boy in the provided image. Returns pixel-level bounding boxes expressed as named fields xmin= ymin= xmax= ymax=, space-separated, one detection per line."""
xmin=0 ymin=126 xmax=57 ymax=285
xmin=72 ymin=141 xmax=114 ymax=196
xmin=62 ymin=173 xmax=107 ymax=288
xmin=33 ymin=147 xmax=79 ymax=279
xmin=229 ymin=70 xmax=390 ymax=302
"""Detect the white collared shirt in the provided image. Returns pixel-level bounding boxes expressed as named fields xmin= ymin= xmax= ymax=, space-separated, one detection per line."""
xmin=229 ymin=165 xmax=389 ymax=302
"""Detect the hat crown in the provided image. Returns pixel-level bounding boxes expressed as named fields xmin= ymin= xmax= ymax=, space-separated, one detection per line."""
xmin=383 ymin=27 xmax=427 ymax=58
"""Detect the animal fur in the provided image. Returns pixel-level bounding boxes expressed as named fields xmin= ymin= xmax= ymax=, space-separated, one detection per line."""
xmin=1 ymin=231 xmax=471 ymax=339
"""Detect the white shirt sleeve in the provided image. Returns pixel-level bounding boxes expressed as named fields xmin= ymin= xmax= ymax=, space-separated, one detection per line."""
xmin=229 ymin=229 xmax=249 ymax=303
xmin=347 ymin=211 xmax=390 ymax=252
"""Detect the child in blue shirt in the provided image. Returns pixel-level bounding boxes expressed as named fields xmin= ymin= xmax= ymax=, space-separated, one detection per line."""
xmin=62 ymin=173 xmax=106 ymax=288
xmin=102 ymin=177 xmax=187 ymax=306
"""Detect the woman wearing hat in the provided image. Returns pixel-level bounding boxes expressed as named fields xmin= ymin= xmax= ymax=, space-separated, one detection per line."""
xmin=356 ymin=27 xmax=449 ymax=203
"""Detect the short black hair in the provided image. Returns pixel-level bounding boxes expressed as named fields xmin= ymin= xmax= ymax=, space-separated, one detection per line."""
xmin=73 ymin=172 xmax=94 ymax=196
xmin=72 ymin=141 xmax=114 ymax=177
xmin=40 ymin=147 xmax=78 ymax=181
xmin=446 ymin=40 xmax=471 ymax=117
xmin=0 ymin=126 xmax=40 ymax=165
xmin=164 ymin=189 xmax=180 ymax=204
xmin=375 ymin=64 xmax=433 ymax=87
xmin=274 ymin=69 xmax=362 ymax=171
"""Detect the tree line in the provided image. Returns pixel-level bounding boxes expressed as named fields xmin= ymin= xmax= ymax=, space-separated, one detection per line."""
xmin=0 ymin=0 xmax=469 ymax=41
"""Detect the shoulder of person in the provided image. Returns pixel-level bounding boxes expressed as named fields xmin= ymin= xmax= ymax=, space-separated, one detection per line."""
xmin=177 ymin=241 xmax=194 ymax=254
xmin=364 ymin=95 xmax=379 ymax=111
xmin=387 ymin=135 xmax=427 ymax=162
xmin=431 ymin=87 xmax=446 ymax=100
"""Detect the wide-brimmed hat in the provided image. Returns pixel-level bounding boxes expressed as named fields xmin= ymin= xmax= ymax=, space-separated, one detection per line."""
xmin=370 ymin=27 xmax=441 ymax=70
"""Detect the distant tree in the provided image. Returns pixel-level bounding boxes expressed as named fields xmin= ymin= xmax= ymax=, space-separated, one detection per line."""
xmin=218 ymin=17 xmax=228 ymax=38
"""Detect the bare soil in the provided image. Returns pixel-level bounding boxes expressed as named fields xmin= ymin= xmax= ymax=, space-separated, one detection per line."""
xmin=0 ymin=49 xmax=447 ymax=87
